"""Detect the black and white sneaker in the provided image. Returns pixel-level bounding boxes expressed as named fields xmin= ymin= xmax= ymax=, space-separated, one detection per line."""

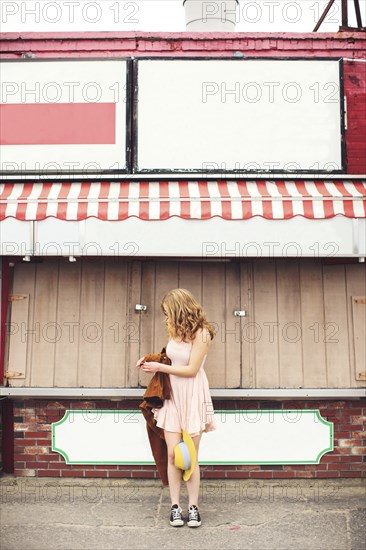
xmin=187 ymin=504 xmax=202 ymax=527
xmin=169 ymin=504 xmax=184 ymax=527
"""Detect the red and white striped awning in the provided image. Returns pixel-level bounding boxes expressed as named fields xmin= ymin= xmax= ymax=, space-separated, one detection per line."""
xmin=1 ymin=181 xmax=365 ymax=221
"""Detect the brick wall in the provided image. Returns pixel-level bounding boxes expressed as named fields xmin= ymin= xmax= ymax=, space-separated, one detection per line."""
xmin=10 ymin=398 xmax=366 ymax=479
xmin=0 ymin=31 xmax=365 ymax=173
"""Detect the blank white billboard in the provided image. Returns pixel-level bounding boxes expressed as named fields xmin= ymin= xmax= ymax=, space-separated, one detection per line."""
xmin=0 ymin=59 xmax=128 ymax=174
xmin=136 ymin=59 xmax=344 ymax=173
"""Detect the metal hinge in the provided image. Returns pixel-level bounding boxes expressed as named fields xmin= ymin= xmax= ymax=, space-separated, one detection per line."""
xmin=8 ymin=295 xmax=28 ymax=302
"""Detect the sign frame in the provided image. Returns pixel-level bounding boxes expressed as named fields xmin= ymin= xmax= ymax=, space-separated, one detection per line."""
xmin=133 ymin=56 xmax=347 ymax=175
xmin=51 ymin=408 xmax=334 ymax=466
xmin=0 ymin=57 xmax=133 ymax=176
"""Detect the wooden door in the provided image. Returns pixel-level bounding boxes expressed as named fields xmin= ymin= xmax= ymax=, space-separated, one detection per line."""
xmin=135 ymin=260 xmax=243 ymax=389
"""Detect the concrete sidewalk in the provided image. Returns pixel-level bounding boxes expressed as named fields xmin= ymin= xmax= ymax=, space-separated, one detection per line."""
xmin=1 ymin=475 xmax=365 ymax=550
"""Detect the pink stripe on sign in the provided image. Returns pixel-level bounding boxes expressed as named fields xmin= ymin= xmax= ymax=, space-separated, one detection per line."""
xmin=0 ymin=103 xmax=116 ymax=145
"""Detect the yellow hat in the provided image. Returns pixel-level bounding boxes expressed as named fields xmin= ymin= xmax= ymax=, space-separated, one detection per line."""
xmin=173 ymin=430 xmax=197 ymax=481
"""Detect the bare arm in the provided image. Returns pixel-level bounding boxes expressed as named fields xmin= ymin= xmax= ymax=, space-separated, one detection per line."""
xmin=141 ymin=328 xmax=211 ymax=378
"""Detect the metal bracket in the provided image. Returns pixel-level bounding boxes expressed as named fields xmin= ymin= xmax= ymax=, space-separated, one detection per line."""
xmin=234 ymin=310 xmax=247 ymax=317
xmin=135 ymin=304 xmax=147 ymax=312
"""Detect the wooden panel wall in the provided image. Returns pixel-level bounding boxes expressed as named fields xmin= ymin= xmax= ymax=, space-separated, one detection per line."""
xmin=352 ymin=296 xmax=366 ymax=381
xmin=300 ymin=261 xmax=327 ymax=388
xmin=6 ymin=258 xmax=366 ymax=389
xmin=8 ymin=259 xmax=130 ymax=388
xmin=252 ymin=261 xmax=280 ymax=388
xmin=8 ymin=264 xmax=37 ymax=387
xmin=346 ymin=265 xmax=366 ymax=382
xmin=249 ymin=259 xmax=365 ymax=389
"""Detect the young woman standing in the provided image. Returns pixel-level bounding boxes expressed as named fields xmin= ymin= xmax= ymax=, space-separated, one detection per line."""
xmin=136 ymin=288 xmax=217 ymax=528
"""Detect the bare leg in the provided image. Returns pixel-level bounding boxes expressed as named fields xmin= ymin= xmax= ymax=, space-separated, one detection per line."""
xmin=164 ymin=430 xmax=183 ymax=506
xmin=186 ymin=431 xmax=203 ymax=507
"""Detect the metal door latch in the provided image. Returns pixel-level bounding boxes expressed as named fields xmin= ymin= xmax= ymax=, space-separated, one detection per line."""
xmin=135 ymin=304 xmax=147 ymax=312
xmin=234 ymin=310 xmax=247 ymax=317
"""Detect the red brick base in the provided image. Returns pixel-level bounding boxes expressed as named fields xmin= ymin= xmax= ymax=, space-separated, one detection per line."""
xmin=6 ymin=398 xmax=366 ymax=479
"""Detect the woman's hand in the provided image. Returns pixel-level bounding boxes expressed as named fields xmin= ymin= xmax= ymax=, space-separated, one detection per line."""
xmin=141 ymin=361 xmax=163 ymax=374
xmin=135 ymin=356 xmax=146 ymax=369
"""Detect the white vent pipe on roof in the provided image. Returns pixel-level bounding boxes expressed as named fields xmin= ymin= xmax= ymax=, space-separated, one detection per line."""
xmin=184 ymin=0 xmax=239 ymax=32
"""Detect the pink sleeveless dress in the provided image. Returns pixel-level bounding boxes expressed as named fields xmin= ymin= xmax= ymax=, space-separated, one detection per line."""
xmin=152 ymin=338 xmax=217 ymax=438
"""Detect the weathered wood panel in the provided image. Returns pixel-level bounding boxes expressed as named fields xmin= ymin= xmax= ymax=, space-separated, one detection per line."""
xmin=54 ymin=262 xmax=81 ymax=387
xmin=345 ymin=264 xmax=366 ymax=385
xmin=178 ymin=262 xmax=203 ymax=305
xmin=225 ymin=262 xmax=241 ymax=387
xmin=139 ymin=261 xmax=179 ymax=387
xmin=239 ymin=262 xmax=252 ymax=388
xmin=6 ymin=293 xmax=29 ymax=384
xmin=202 ymin=263 xmax=240 ymax=388
xmin=276 ymin=260 xmax=303 ymax=388
xmin=7 ymin=259 xmax=365 ymax=389
xmin=323 ymin=265 xmax=351 ymax=387
xmin=9 ymin=264 xmax=37 ymax=387
xmin=178 ymin=261 xmax=212 ymax=373
xmin=252 ymin=261 xmax=279 ymax=388
xmin=30 ymin=261 xmax=58 ymax=387
xmin=138 ymin=261 xmax=241 ymax=387
xmin=351 ymin=296 xmax=366 ymax=382
xmin=138 ymin=260 xmax=155 ymax=388
xmin=154 ymin=261 xmax=179 ymax=351
xmin=202 ymin=263 xmax=228 ymax=387
xmin=77 ymin=261 xmax=105 ymax=387
xmin=102 ymin=261 xmax=129 ymax=388
xmin=300 ymin=261 xmax=327 ymax=388
xmin=126 ymin=261 xmax=142 ymax=387
xmin=249 ymin=260 xmax=365 ymax=389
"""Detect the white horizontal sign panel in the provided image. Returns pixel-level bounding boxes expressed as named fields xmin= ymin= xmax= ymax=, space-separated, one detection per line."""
xmin=0 ymin=60 xmax=127 ymax=173
xmin=0 ymin=219 xmax=33 ymax=255
xmin=79 ymin=216 xmax=364 ymax=258
xmin=52 ymin=409 xmax=333 ymax=464
xmin=7 ymin=216 xmax=362 ymax=257
xmin=136 ymin=59 xmax=343 ymax=172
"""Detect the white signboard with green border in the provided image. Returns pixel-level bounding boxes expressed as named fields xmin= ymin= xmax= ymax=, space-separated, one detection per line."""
xmin=52 ymin=409 xmax=333 ymax=465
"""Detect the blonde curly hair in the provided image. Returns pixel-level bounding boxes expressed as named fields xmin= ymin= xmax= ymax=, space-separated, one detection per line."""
xmin=161 ymin=288 xmax=215 ymax=343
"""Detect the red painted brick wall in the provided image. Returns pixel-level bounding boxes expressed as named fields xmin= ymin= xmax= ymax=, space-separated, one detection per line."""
xmin=0 ymin=31 xmax=365 ymax=173
xmin=344 ymin=60 xmax=366 ymax=173
xmin=10 ymin=399 xmax=366 ymax=479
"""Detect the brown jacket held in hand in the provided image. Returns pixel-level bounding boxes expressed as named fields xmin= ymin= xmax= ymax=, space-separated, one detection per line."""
xmin=139 ymin=349 xmax=172 ymax=486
